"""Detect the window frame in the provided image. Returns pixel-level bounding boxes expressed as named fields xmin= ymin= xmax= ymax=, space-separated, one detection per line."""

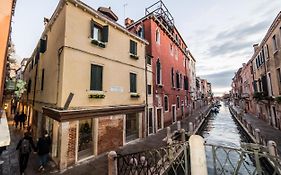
xmin=156 ymin=28 xmax=160 ymax=44
xmin=130 ymin=40 xmax=138 ymax=55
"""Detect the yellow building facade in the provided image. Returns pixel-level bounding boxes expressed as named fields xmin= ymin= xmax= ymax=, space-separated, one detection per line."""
xmin=22 ymin=0 xmax=150 ymax=169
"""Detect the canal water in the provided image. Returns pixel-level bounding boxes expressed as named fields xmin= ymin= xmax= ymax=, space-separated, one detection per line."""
xmin=199 ymin=102 xmax=269 ymax=175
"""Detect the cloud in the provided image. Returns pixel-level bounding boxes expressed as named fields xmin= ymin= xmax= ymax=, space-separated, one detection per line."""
xmin=200 ymin=69 xmax=236 ymax=88
xmin=215 ymin=20 xmax=270 ymax=40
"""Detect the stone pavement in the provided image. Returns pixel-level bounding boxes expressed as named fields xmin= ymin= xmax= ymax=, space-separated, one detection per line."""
xmin=0 ymin=114 xmax=55 ymax=175
xmin=231 ymin=105 xmax=281 ymax=155
xmin=56 ymin=105 xmax=211 ymax=175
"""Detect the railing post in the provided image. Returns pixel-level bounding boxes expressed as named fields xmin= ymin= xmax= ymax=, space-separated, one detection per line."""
xmin=188 ymin=122 xmax=193 ymax=135
xmin=268 ymin=140 xmax=277 ymax=157
xmin=167 ymin=127 xmax=171 ymax=143
xmin=177 ymin=121 xmax=181 ymax=131
xmin=254 ymin=129 xmax=261 ymax=144
xmin=0 ymin=160 xmax=3 ymax=175
xmin=181 ymin=129 xmax=186 ymax=142
xmin=189 ymin=135 xmax=208 ymax=175
xmin=108 ymin=151 xmax=118 ymax=175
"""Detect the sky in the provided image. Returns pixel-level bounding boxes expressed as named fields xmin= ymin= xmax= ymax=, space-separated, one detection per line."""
xmin=11 ymin=0 xmax=281 ymax=96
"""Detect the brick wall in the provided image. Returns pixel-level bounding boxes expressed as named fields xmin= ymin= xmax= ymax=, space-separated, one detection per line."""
xmin=98 ymin=115 xmax=123 ymax=154
xmin=67 ymin=121 xmax=77 ymax=166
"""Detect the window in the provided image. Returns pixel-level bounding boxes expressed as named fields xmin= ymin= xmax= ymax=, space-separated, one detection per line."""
xmin=264 ymin=44 xmax=269 ymax=59
xmin=156 ymin=29 xmax=160 ymax=44
xmin=27 ymin=79 xmax=31 ymax=93
xmin=277 ymin=68 xmax=281 ymax=94
xmin=137 ymin=26 xmax=144 ymax=38
xmin=91 ymin=20 xmax=109 ymax=42
xmin=176 ymin=72 xmax=180 ymax=88
xmin=130 ymin=73 xmax=137 ymax=93
xmin=147 ymin=85 xmax=152 ymax=95
xmin=170 ymin=44 xmax=173 ymax=55
xmin=179 ymin=74 xmax=182 ymax=89
xmin=184 ymin=76 xmax=188 ymax=90
xmin=40 ymin=36 xmax=47 ymax=53
xmin=90 ymin=64 xmax=103 ymax=91
xmin=171 ymin=68 xmax=174 ymax=88
xmin=185 ymin=96 xmax=188 ymax=106
xmin=130 ymin=40 xmax=137 ymax=55
xmin=272 ymin=35 xmax=278 ymax=52
xmin=41 ymin=69 xmax=45 ymax=91
xmin=177 ymin=96 xmax=180 ymax=109
xmin=146 ymin=55 xmax=152 ymax=65
xmin=156 ymin=59 xmax=162 ymax=85
xmin=164 ymin=96 xmax=169 ymax=112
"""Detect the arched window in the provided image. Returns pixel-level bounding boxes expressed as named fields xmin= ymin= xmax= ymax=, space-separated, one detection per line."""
xmin=156 ymin=29 xmax=160 ymax=44
xmin=156 ymin=59 xmax=162 ymax=85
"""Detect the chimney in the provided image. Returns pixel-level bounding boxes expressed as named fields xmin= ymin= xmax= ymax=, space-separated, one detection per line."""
xmin=44 ymin=17 xmax=49 ymax=26
xmin=253 ymin=44 xmax=259 ymax=52
xmin=125 ymin=17 xmax=134 ymax=27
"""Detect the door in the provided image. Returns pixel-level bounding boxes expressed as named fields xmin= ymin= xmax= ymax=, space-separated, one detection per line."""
xmin=156 ymin=108 xmax=162 ymax=130
xmin=78 ymin=119 xmax=94 ymax=160
xmin=147 ymin=108 xmax=153 ymax=135
xmin=126 ymin=113 xmax=139 ymax=142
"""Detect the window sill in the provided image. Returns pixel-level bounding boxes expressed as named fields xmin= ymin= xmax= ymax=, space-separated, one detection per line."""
xmin=91 ymin=39 xmax=106 ymax=48
xmin=130 ymin=53 xmax=139 ymax=59
xmin=157 ymin=84 xmax=163 ymax=88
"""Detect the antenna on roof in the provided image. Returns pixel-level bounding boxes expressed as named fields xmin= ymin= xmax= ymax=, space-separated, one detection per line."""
xmin=123 ymin=3 xmax=128 ymax=26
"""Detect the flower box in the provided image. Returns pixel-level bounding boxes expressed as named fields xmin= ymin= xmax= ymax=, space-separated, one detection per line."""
xmin=129 ymin=53 xmax=139 ymax=59
xmin=91 ymin=39 xmax=106 ymax=48
xmin=130 ymin=93 xmax=140 ymax=98
xmin=88 ymin=94 xmax=105 ymax=99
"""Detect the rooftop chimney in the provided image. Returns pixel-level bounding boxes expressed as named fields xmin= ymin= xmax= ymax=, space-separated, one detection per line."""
xmin=125 ymin=17 xmax=134 ymax=27
xmin=253 ymin=44 xmax=259 ymax=52
xmin=98 ymin=7 xmax=118 ymax=22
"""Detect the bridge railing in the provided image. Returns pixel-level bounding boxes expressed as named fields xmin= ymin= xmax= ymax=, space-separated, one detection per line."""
xmin=205 ymin=143 xmax=281 ymax=175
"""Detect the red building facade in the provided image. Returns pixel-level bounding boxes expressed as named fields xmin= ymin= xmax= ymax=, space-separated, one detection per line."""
xmin=127 ymin=1 xmax=191 ymax=131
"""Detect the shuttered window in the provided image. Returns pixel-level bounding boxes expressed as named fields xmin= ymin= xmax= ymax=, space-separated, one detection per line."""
xmin=41 ymin=69 xmax=45 ymax=91
xmin=130 ymin=73 xmax=137 ymax=93
xmin=147 ymin=85 xmax=152 ymax=95
xmin=90 ymin=20 xmax=109 ymax=42
xmin=176 ymin=72 xmax=180 ymax=88
xmin=90 ymin=64 xmax=103 ymax=91
xmin=171 ymin=68 xmax=174 ymax=88
xmin=164 ymin=96 xmax=168 ymax=111
xmin=156 ymin=59 xmax=161 ymax=85
xmin=130 ymin=40 xmax=137 ymax=55
xmin=184 ymin=76 xmax=188 ymax=90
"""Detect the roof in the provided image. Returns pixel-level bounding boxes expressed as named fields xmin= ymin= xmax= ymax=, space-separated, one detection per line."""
xmin=97 ymin=7 xmax=118 ymax=21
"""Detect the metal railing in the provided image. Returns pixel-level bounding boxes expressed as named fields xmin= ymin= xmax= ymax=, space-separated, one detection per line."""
xmin=117 ymin=141 xmax=190 ymax=175
xmin=205 ymin=143 xmax=281 ymax=175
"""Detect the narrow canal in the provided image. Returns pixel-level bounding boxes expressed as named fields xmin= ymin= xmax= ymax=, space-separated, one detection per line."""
xmin=199 ymin=102 xmax=270 ymax=175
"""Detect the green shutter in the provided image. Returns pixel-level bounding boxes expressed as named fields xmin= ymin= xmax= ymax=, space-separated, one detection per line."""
xmin=130 ymin=40 xmax=134 ymax=54
xmin=90 ymin=20 xmax=94 ymax=39
xmin=102 ymin=25 xmax=109 ymax=42
xmin=90 ymin=65 xmax=103 ymax=91
xmin=134 ymin=42 xmax=137 ymax=55
xmin=130 ymin=73 xmax=137 ymax=93
xmin=41 ymin=69 xmax=45 ymax=91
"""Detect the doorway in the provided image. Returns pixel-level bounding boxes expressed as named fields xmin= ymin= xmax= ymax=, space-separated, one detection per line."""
xmin=156 ymin=108 xmax=163 ymax=131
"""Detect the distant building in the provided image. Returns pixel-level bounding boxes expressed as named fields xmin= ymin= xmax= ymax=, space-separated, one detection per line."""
xmin=21 ymin=0 xmax=148 ymax=169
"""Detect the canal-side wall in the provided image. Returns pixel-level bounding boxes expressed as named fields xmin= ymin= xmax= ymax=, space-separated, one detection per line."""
xmin=229 ymin=106 xmax=257 ymax=143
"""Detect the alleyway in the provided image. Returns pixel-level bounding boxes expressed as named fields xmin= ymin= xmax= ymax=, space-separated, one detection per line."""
xmin=1 ymin=114 xmax=55 ymax=175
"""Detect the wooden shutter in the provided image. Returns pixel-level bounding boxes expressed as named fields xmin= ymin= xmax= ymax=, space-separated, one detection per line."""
xmin=171 ymin=68 xmax=174 ymax=87
xmin=41 ymin=69 xmax=45 ymax=91
xmin=102 ymin=25 xmax=109 ymax=42
xmin=130 ymin=73 xmax=137 ymax=92
xmin=90 ymin=65 xmax=103 ymax=91
xmin=35 ymin=48 xmax=40 ymax=64
xmin=156 ymin=60 xmax=161 ymax=84
xmin=130 ymin=40 xmax=134 ymax=54
xmin=90 ymin=20 xmax=94 ymax=38
xmin=261 ymin=75 xmax=268 ymax=96
xmin=40 ymin=38 xmax=47 ymax=53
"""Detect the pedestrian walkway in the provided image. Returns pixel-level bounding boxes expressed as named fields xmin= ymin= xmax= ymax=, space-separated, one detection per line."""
xmin=1 ymin=113 xmax=55 ymax=175
xmin=231 ymin=105 xmax=281 ymax=155
xmin=57 ymin=105 xmax=211 ymax=175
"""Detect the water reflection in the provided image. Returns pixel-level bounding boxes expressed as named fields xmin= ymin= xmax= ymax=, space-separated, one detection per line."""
xmin=200 ymin=102 xmax=258 ymax=175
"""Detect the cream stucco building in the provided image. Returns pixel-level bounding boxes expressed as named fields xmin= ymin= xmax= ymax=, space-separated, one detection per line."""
xmin=21 ymin=0 xmax=150 ymax=169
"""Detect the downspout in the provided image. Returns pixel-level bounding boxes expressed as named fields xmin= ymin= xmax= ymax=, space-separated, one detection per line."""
xmin=145 ymin=53 xmax=148 ymax=137
xmin=56 ymin=47 xmax=63 ymax=107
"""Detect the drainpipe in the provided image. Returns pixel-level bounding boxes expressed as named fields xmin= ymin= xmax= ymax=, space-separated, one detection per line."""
xmin=56 ymin=47 xmax=63 ymax=107
xmin=145 ymin=53 xmax=148 ymax=137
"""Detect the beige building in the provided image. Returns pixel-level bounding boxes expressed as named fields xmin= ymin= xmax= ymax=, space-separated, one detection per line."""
xmin=21 ymin=0 xmax=149 ymax=169
xmin=251 ymin=11 xmax=281 ymax=129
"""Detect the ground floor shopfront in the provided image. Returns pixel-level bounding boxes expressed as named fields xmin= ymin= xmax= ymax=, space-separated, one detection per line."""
xmin=41 ymin=105 xmax=145 ymax=170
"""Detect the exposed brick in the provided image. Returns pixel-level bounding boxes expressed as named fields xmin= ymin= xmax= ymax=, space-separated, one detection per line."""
xmin=98 ymin=116 xmax=123 ymax=154
xmin=67 ymin=122 xmax=77 ymax=166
